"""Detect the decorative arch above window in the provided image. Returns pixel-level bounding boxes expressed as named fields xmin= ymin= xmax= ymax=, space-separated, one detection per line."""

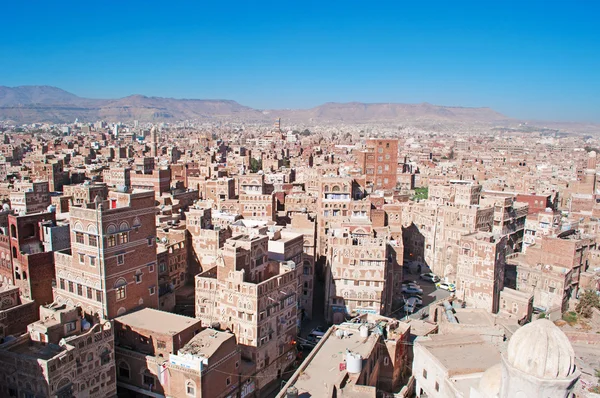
xmin=106 ymin=224 xmax=117 ymax=234
xmin=119 ymin=222 xmax=129 ymax=232
xmin=114 ymin=278 xmax=127 ymax=288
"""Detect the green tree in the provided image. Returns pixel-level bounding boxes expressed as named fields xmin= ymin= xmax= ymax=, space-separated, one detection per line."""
xmin=249 ymin=158 xmax=262 ymax=173
xmin=576 ymin=290 xmax=600 ymax=318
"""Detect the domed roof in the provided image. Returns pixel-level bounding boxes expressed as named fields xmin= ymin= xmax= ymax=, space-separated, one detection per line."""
xmin=506 ymin=319 xmax=576 ymax=379
xmin=478 ymin=363 xmax=501 ymax=398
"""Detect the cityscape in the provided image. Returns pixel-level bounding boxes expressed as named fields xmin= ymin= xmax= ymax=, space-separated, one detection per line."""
xmin=0 ymin=2 xmax=599 ymax=398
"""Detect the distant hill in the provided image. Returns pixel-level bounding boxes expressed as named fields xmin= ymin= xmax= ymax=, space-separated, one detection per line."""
xmin=0 ymin=85 xmax=509 ymax=124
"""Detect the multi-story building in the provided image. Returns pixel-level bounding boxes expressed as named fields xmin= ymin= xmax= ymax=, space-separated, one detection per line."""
xmin=509 ymin=231 xmax=595 ymax=312
xmin=63 ymin=182 xmax=109 ymax=207
xmin=287 ymin=213 xmax=317 ymax=319
xmin=10 ymin=180 xmax=51 ymax=214
xmin=324 ymin=230 xmax=397 ymax=323
xmin=0 ymin=304 xmax=116 ymax=398
xmin=0 ymin=283 xmax=37 ymax=340
xmin=480 ymin=191 xmax=528 ymax=254
xmin=195 ymin=234 xmax=301 ymax=393
xmin=278 ymin=314 xmax=411 ymax=397
xmin=54 ymin=190 xmax=158 ymax=320
xmin=115 ymin=308 xmax=247 ymax=398
xmin=362 ymin=138 xmax=399 ymax=190
xmin=9 ymin=211 xmax=57 ymax=306
xmin=456 ymin=232 xmax=507 ymax=313
xmin=429 ymin=180 xmax=482 ymax=207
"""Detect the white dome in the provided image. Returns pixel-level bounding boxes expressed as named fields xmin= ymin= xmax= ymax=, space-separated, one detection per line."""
xmin=478 ymin=363 xmax=501 ymax=398
xmin=506 ymin=319 xmax=576 ymax=379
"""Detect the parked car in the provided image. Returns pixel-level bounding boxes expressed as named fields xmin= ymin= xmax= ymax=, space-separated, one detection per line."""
xmin=436 ymin=281 xmax=456 ymax=292
xmin=404 ymin=297 xmax=423 ymax=313
xmin=420 ymin=272 xmax=440 ymax=283
xmin=402 ymin=286 xmax=423 ymax=295
xmin=402 ymin=281 xmax=421 ymax=289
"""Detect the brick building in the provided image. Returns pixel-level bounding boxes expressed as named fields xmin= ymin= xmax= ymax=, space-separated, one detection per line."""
xmin=0 ymin=304 xmax=116 ymax=398
xmin=324 ymin=231 xmax=397 ymax=323
xmin=362 ymin=138 xmax=399 ymax=190
xmin=54 ymin=190 xmax=159 ymax=319
xmin=0 ymin=284 xmax=37 ymax=340
xmin=195 ymin=234 xmax=301 ymax=393
xmin=9 ymin=211 xmax=57 ymax=306
xmin=456 ymin=232 xmax=507 ymax=313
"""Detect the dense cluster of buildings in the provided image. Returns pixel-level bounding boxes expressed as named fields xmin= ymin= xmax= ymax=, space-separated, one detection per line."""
xmin=0 ymin=118 xmax=597 ymax=397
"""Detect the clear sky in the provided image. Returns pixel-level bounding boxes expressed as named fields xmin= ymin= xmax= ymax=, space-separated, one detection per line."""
xmin=1 ymin=1 xmax=598 ymax=122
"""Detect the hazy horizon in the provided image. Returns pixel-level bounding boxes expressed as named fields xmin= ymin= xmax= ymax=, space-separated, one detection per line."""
xmin=1 ymin=1 xmax=598 ymax=122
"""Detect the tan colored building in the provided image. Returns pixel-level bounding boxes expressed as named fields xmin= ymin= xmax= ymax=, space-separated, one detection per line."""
xmin=54 ymin=190 xmax=159 ymax=320
xmin=0 ymin=304 xmax=116 ymax=398
xmin=277 ymin=314 xmax=411 ymax=398
xmin=114 ymin=308 xmax=245 ymax=398
xmin=325 ymin=230 xmax=397 ymax=323
xmin=195 ymin=234 xmax=301 ymax=393
xmin=456 ymin=232 xmax=507 ymax=313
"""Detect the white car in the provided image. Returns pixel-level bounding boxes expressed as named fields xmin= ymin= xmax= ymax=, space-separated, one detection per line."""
xmin=404 ymin=297 xmax=423 ymax=313
xmin=436 ymin=282 xmax=456 ymax=292
xmin=402 ymin=286 xmax=423 ymax=295
xmin=420 ymin=272 xmax=440 ymax=283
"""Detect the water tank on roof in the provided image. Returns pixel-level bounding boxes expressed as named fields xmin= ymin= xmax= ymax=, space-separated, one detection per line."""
xmin=346 ymin=351 xmax=363 ymax=374
xmin=81 ymin=318 xmax=91 ymax=331
xmin=286 ymin=386 xmax=298 ymax=398
xmin=47 ymin=205 xmax=56 ymax=213
xmin=359 ymin=325 xmax=369 ymax=338
xmin=116 ymin=185 xmax=128 ymax=193
xmin=2 ymin=203 xmax=10 ymax=211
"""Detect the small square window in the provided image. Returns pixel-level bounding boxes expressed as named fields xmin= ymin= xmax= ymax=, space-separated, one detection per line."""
xmin=226 ymin=377 xmax=231 ymax=386
xmin=135 ymin=274 xmax=142 ymax=284
xmin=423 ymin=369 xmax=427 ymax=379
xmin=149 ymin=286 xmax=156 ymax=295
xmin=78 ymin=253 xmax=85 ymax=264
xmin=148 ymin=264 xmax=155 ymax=273
xmin=89 ymin=256 xmax=96 ymax=267
xmin=117 ymin=254 xmax=124 ymax=265
xmin=147 ymin=237 xmax=154 ymax=246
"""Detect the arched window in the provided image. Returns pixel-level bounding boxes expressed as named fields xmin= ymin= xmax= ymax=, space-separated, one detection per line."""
xmin=186 ymin=380 xmax=196 ymax=396
xmin=73 ymin=222 xmax=83 ymax=232
xmin=119 ymin=222 xmax=129 ymax=232
xmin=87 ymin=224 xmax=98 ymax=234
xmin=106 ymin=224 xmax=117 ymax=234
xmin=132 ymin=217 xmax=141 ymax=227
xmin=118 ymin=361 xmax=130 ymax=379
xmin=10 ymin=225 xmax=16 ymax=238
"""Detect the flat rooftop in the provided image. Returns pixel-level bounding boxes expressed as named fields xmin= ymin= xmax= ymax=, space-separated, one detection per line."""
xmin=179 ymin=329 xmax=234 ymax=359
xmin=8 ymin=339 xmax=65 ymax=360
xmin=115 ymin=308 xmax=200 ymax=335
xmin=417 ymin=334 xmax=501 ymax=376
xmin=289 ymin=324 xmax=380 ymax=397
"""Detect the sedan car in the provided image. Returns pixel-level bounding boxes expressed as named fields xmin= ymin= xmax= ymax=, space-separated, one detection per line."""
xmin=404 ymin=297 xmax=423 ymax=313
xmin=420 ymin=272 xmax=440 ymax=283
xmin=402 ymin=286 xmax=424 ymax=295
xmin=436 ymin=281 xmax=456 ymax=292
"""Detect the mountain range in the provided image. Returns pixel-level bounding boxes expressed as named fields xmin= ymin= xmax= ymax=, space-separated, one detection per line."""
xmin=0 ymin=85 xmax=512 ymax=126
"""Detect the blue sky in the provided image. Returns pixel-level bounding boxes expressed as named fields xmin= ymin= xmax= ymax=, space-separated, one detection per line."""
xmin=1 ymin=1 xmax=598 ymax=122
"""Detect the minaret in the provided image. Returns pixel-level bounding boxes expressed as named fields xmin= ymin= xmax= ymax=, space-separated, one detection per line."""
xmin=150 ymin=125 xmax=158 ymax=157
